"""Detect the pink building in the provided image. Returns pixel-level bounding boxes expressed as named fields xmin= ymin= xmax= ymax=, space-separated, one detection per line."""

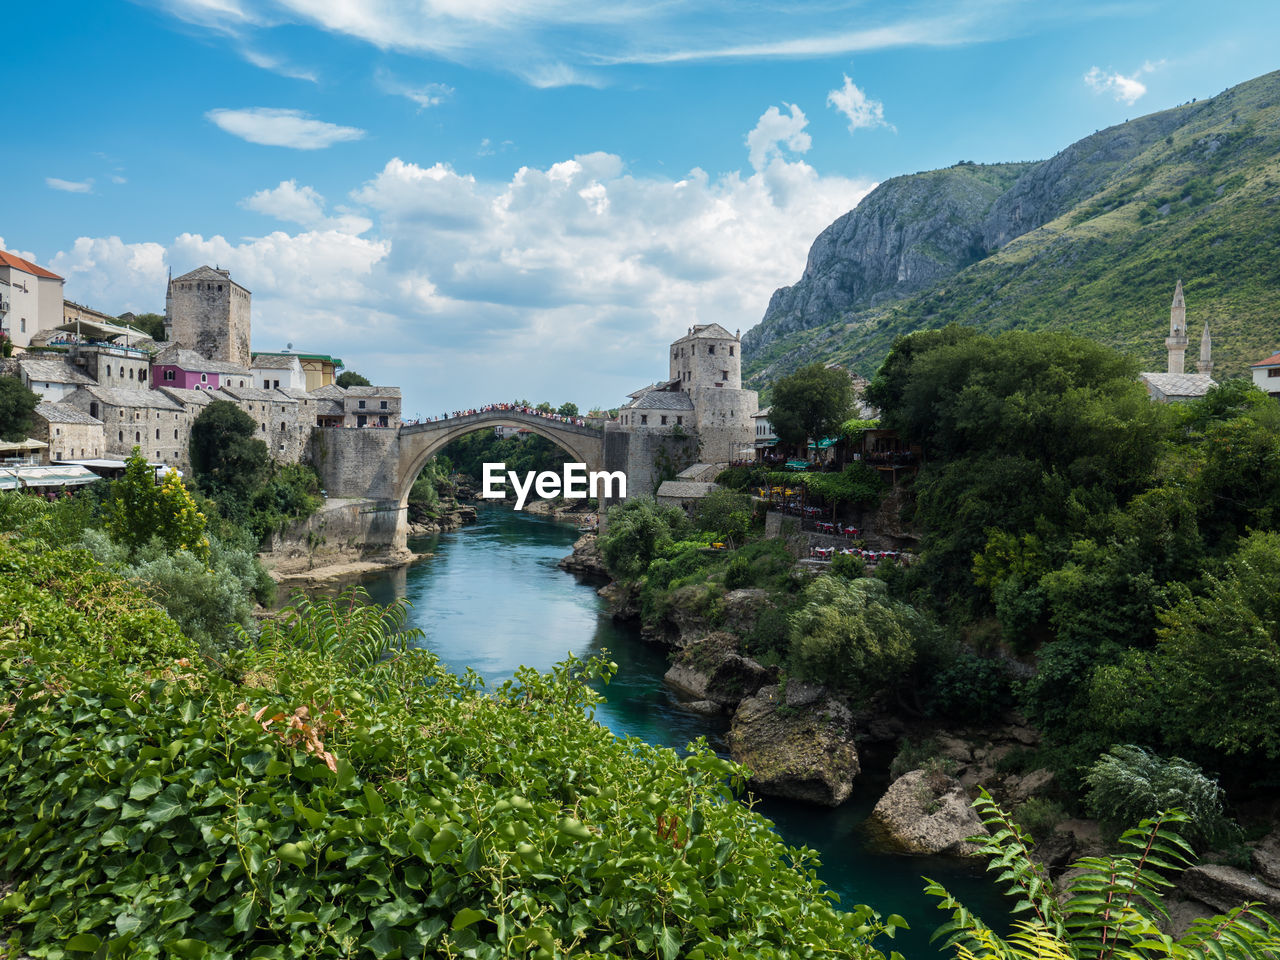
xmin=151 ymin=345 xmax=251 ymax=391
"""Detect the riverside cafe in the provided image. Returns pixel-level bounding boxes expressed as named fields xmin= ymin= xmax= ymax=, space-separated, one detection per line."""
xmin=0 ymin=440 xmax=100 ymax=497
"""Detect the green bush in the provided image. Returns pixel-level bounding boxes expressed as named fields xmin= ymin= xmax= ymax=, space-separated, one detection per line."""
xmin=889 ymin=738 xmax=945 ymax=781
xmin=830 ymin=552 xmax=866 ymax=580
xmin=1015 ymin=796 xmax=1068 ymax=842
xmin=1084 ymin=744 xmax=1236 ymax=849
xmin=926 ymin=651 xmax=1012 ymax=725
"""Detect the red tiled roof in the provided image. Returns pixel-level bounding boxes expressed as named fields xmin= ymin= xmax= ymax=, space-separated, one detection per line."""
xmin=1250 ymin=351 xmax=1280 ymax=368
xmin=0 ymin=249 xmax=63 ymax=281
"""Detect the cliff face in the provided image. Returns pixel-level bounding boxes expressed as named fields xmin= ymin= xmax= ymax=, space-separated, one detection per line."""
xmin=743 ymin=69 xmax=1280 ymax=388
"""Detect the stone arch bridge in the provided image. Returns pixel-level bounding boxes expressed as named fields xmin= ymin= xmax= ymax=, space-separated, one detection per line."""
xmin=309 ymin=409 xmax=617 ymax=550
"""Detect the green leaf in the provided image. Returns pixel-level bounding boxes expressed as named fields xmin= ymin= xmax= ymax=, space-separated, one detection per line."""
xmin=658 ymin=925 xmax=681 ymax=960
xmin=166 ymin=939 xmax=209 ymax=959
xmin=277 ymin=843 xmax=307 ymax=868
xmin=65 ymin=933 xmax=102 ymax=951
xmin=129 ymin=776 xmax=161 ymax=801
xmin=451 ymin=908 xmax=486 ymax=931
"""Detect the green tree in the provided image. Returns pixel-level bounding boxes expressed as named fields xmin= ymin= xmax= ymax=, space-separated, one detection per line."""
xmin=557 ymin=401 xmax=579 ymax=417
xmin=0 ymin=376 xmax=39 ymax=442
xmin=599 ymin=496 xmax=688 ymax=579
xmin=128 ymin=312 xmax=167 ymax=341
xmin=768 ymin=363 xmax=854 ymax=450
xmin=336 ymin=370 xmax=371 ymax=388
xmin=105 ymin=449 xmax=209 ymax=561
xmin=189 ymin=400 xmax=269 ymax=503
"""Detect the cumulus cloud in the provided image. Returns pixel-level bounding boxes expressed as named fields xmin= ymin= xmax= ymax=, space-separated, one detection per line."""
xmin=745 ymin=104 xmax=811 ymax=172
xmin=1084 ymin=62 xmax=1162 ymax=105
xmin=47 ymin=177 xmax=94 ymax=194
xmin=206 ymin=107 xmax=365 ymax=149
xmin=45 ymin=112 xmax=875 ymax=411
xmin=827 ymin=74 xmax=892 ymax=132
xmin=49 ymin=237 xmax=169 ymax=311
xmin=0 ymin=238 xmax=40 ymax=263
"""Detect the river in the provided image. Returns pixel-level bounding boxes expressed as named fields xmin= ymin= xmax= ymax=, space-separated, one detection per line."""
xmin=357 ymin=505 xmax=1010 ymax=957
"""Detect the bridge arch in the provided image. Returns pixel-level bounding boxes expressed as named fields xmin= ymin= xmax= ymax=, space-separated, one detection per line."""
xmin=395 ymin=411 xmax=606 ymax=510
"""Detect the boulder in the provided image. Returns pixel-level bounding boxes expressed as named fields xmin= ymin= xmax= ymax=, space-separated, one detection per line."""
xmin=679 ymin=700 xmax=722 ymax=716
xmin=705 ymin=654 xmax=778 ymax=707
xmin=1032 ymin=831 xmax=1078 ymax=873
xmin=866 ymin=769 xmax=988 ymax=857
xmin=1004 ymin=768 xmax=1056 ymax=803
xmin=729 ymin=685 xmax=859 ymax=807
xmin=663 ymin=663 xmax=711 ymax=700
xmin=722 ymin=588 xmax=775 ymax=635
xmin=559 ymin=533 xmax=609 ymax=578
xmin=1252 ymin=830 xmax=1280 ymax=887
xmin=597 ymin=581 xmax=639 ymax=620
xmin=1177 ymin=865 xmax=1280 ymax=915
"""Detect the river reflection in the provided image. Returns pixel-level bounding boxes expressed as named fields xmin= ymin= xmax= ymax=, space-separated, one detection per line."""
xmin=355 ymin=504 xmax=1010 ymax=956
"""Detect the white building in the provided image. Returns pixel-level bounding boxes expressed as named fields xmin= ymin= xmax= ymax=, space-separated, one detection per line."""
xmin=1140 ymin=280 xmax=1216 ymax=403
xmin=752 ymin=406 xmax=777 ymax=456
xmin=1250 ymin=351 xmax=1280 ymax=399
xmin=0 ymin=250 xmax=65 ymax=350
xmin=18 ymin=357 xmax=97 ymax=401
xmin=251 ymin=352 xmax=307 ymax=392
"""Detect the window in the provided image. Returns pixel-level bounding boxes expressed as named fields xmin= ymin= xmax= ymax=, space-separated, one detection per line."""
xmin=273 ymin=380 xmax=280 ymax=389
xmin=135 ymin=431 xmax=140 ymax=442
xmin=1269 ymin=369 xmax=1280 ymax=378
xmin=55 ymin=427 xmax=61 ymax=436
xmin=708 ymin=345 xmax=715 ymax=355
xmin=89 ymin=402 xmax=99 ymax=419
xmin=106 ymin=366 xmax=112 ymax=377
xmin=640 ymin=414 xmax=648 ymax=425
xmin=20 ymin=318 xmax=26 ymax=332
xmin=129 ymin=368 xmax=134 ymax=379
xmin=729 ymin=345 xmax=734 ymax=356
xmin=239 ymin=380 xmax=245 ymax=388
xmin=380 ymin=400 xmax=388 ymax=409
xmin=139 ymin=370 xmax=146 ymax=382
xmin=677 ymin=416 xmax=683 ymax=426
xmin=200 ymin=373 xmax=207 ymax=383
xmin=721 ymin=370 xmax=729 ymax=380
xmin=660 ymin=416 xmax=668 ymax=425
xmin=358 ymin=400 xmax=366 ymax=409
xmin=173 ymin=430 xmax=178 ymax=439
xmin=164 ymin=370 xmax=175 ymax=382
xmin=280 ymin=422 xmax=285 ymax=431
xmin=263 ymin=380 xmax=270 ymax=389
xmin=118 ymin=430 xmax=123 ymax=442
xmin=261 ymin=423 xmax=266 ymax=431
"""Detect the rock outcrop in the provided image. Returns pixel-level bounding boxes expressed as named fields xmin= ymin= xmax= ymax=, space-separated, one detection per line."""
xmin=728 ymin=683 xmax=859 ymax=807
xmin=866 ymin=769 xmax=988 ymax=857
xmin=1177 ymin=865 xmax=1280 ymax=915
xmin=559 ymin=533 xmax=608 ymax=578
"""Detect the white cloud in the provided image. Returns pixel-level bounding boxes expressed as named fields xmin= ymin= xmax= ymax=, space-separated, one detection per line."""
xmin=49 ymin=237 xmax=169 ymax=311
xmin=45 ymin=112 xmax=874 ymax=412
xmin=241 ymin=47 xmax=319 ymax=83
xmin=110 ymin=174 xmax=128 ymax=185
xmin=375 ymin=69 xmax=453 ymax=108
xmin=206 ymin=107 xmax=365 ymax=149
xmin=47 ymin=177 xmax=94 ymax=194
xmin=0 ymin=238 xmax=40 ymax=264
xmin=827 ymin=74 xmax=892 ymax=132
xmin=1084 ymin=62 xmax=1161 ymax=105
xmin=745 ymin=104 xmax=811 ymax=173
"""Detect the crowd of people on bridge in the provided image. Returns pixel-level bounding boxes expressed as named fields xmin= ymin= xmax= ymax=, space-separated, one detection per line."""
xmin=411 ymin=403 xmax=591 ymax=428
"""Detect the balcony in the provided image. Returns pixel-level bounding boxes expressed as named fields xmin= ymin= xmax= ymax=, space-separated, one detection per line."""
xmin=0 ymin=297 xmax=10 ymax=314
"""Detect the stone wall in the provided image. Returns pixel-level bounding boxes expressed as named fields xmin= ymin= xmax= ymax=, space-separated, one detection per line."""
xmin=308 ymin=427 xmax=401 ymax=500
xmin=40 ymin=419 xmax=105 ymax=462
xmin=265 ymin=497 xmax=407 ymax=566
xmin=169 ymin=276 xmax=251 ymax=367
xmin=690 ymin=385 xmax=757 ymax=463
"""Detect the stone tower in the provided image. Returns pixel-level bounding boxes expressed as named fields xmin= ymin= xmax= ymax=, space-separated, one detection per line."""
xmin=1197 ymin=321 xmax=1213 ymax=376
xmin=1165 ymin=279 xmax=1188 ymax=375
xmin=166 ymin=265 xmax=251 ymax=366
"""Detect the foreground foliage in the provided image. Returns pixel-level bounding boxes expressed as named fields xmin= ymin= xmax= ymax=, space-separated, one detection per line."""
xmin=928 ymin=791 xmax=1280 ymax=960
xmin=0 ymin=542 xmax=902 ymax=959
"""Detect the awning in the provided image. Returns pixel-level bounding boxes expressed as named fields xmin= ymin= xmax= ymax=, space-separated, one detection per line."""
xmin=57 ymin=317 xmax=151 ymax=345
xmin=807 ymin=437 xmax=837 ymax=449
xmin=0 ymin=438 xmax=48 ymax=453
xmin=755 ymin=439 xmax=779 ymax=447
xmin=0 ymin=464 xmax=101 ymax=490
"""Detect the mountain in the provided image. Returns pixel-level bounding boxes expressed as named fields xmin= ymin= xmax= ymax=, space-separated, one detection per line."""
xmin=743 ymin=70 xmax=1280 ymax=389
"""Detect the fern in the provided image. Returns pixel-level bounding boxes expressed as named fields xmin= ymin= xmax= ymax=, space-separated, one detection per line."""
xmin=927 ymin=793 xmax=1280 ymax=960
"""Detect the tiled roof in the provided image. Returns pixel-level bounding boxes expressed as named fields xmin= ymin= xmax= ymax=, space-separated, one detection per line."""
xmin=1140 ymin=372 xmax=1216 ymax=399
xmin=751 ymin=406 xmax=772 ymax=418
xmin=219 ymin=385 xmax=296 ymax=404
xmin=153 ymin=345 xmax=251 ymax=376
xmin=672 ymin=322 xmax=735 ymax=342
xmin=34 ymin=401 xmax=103 ymax=425
xmin=250 ymin=354 xmax=300 ymax=369
xmin=344 ymin=386 xmax=401 ymax=398
xmin=1250 ymin=351 xmax=1280 ymax=368
xmin=0 ymin=249 xmax=62 ymax=281
xmin=277 ymin=387 xmax=312 ymax=401
xmin=158 ymin=387 xmax=218 ymax=406
xmin=656 ymin=481 xmax=718 ymax=499
xmin=309 ymin=384 xmax=347 ymax=400
xmin=627 ymin=390 xmax=694 ymax=410
xmin=172 ymin=265 xmax=248 ymax=292
xmin=314 ymin=399 xmax=345 ymax=416
xmin=18 ymin=358 xmax=96 ymax=385
xmin=77 ymin=385 xmax=183 ymax=410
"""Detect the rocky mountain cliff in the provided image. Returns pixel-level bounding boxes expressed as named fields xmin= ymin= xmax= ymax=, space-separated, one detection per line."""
xmin=744 ymin=70 xmax=1280 ymax=388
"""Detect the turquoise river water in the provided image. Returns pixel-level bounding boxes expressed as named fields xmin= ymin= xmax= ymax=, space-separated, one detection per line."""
xmin=356 ymin=505 xmax=1009 ymax=957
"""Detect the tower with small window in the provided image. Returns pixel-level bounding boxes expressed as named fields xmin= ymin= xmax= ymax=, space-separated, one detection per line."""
xmin=166 ymin=265 xmax=252 ymax=367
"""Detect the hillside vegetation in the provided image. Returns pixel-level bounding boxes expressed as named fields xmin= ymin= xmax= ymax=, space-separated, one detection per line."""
xmin=745 ymin=69 xmax=1280 ymax=387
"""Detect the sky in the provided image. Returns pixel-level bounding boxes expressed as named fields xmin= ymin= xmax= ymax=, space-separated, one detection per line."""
xmin=4 ymin=1 xmax=1278 ymax=416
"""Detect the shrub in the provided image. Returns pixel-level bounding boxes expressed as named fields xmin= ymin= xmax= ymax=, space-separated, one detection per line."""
xmin=830 ymin=552 xmax=866 ymax=580
xmin=926 ymin=651 xmax=1012 ymax=725
xmin=889 ymin=738 xmax=946 ymax=781
xmin=1016 ymin=797 xmax=1068 ymax=842
xmin=1084 ymin=744 xmax=1236 ymax=848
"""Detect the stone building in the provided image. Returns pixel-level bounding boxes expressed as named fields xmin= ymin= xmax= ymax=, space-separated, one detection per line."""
xmin=253 ymin=350 xmax=340 ymax=391
xmin=0 ymin=250 xmax=64 ymax=349
xmin=217 ymin=385 xmax=310 ymax=463
xmin=32 ymin=402 xmax=105 ymax=463
xmin=250 ymin=353 xmax=306 ymax=391
xmin=1140 ymin=280 xmax=1216 ymax=403
xmin=343 ymin=386 xmax=401 ymax=428
xmin=64 ymin=385 xmax=187 ymax=466
xmin=72 ymin=342 xmax=152 ymax=387
xmin=152 ymin=345 xmax=251 ymax=391
xmin=18 ymin=357 xmax=97 ymax=402
xmin=165 ymin=266 xmax=252 ymax=367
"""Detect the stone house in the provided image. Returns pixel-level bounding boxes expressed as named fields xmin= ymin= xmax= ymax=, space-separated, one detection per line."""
xmin=151 ymin=345 xmax=251 ymax=391
xmin=63 ymin=385 xmax=187 ymax=466
xmin=216 ymin=385 xmax=310 ymax=462
xmin=18 ymin=357 xmax=97 ymax=401
xmin=165 ymin=266 xmax=252 ymax=368
xmin=342 ymin=386 xmax=401 ymax=428
xmin=32 ymin=402 xmax=105 ymax=463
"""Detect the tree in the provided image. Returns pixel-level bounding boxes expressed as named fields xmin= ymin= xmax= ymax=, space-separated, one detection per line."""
xmin=0 ymin=376 xmax=39 ymax=442
xmin=189 ymin=400 xmax=269 ymax=503
xmin=105 ymin=449 xmax=209 ymax=561
xmin=129 ymin=312 xmax=166 ymax=341
xmin=768 ymin=363 xmax=853 ymax=451
xmin=557 ymin=401 xmax=579 ymax=417
xmin=599 ymin=497 xmax=688 ymax=579
xmin=336 ymin=370 xmax=371 ymax=388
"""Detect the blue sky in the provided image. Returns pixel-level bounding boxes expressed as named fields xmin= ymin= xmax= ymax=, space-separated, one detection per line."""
xmin=4 ymin=1 xmax=1278 ymax=415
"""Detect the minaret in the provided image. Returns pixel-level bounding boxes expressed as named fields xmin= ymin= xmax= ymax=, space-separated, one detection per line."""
xmin=1197 ymin=321 xmax=1213 ymax=376
xmin=1165 ymin=279 xmax=1188 ymax=374
xmin=163 ymin=267 xmax=173 ymax=343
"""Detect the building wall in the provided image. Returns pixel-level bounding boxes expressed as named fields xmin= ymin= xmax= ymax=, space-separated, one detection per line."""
xmin=23 ymin=379 xmax=78 ymax=402
xmin=169 ymin=275 xmax=251 ymax=367
xmin=40 ymin=420 xmax=105 ymax=463
xmin=1253 ymin=366 xmax=1280 ymax=397
xmin=669 ymin=333 xmax=742 ymax=389
xmin=252 ymin=360 xmax=306 ymax=392
xmin=78 ymin=346 xmax=150 ymax=386
xmin=153 ymin=366 xmax=221 ymax=390
xmin=300 ymin=358 xmax=337 ymax=391
xmin=689 ymin=385 xmax=757 ymax=463
xmin=2 ymin=269 xmax=63 ymax=349
xmin=342 ymin=394 xmax=401 ymax=427
xmin=64 ymin=391 xmax=190 ymax=468
xmin=309 ymin=427 xmax=401 ymax=500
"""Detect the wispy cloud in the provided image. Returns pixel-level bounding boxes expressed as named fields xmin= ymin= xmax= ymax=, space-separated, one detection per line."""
xmin=47 ymin=177 xmax=94 ymax=194
xmin=241 ymin=47 xmax=319 ymax=83
xmin=1084 ymin=60 xmax=1164 ymax=105
xmin=375 ymin=69 xmax=453 ymax=109
xmin=206 ymin=107 xmax=365 ymax=149
xmin=827 ymin=74 xmax=893 ymax=132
